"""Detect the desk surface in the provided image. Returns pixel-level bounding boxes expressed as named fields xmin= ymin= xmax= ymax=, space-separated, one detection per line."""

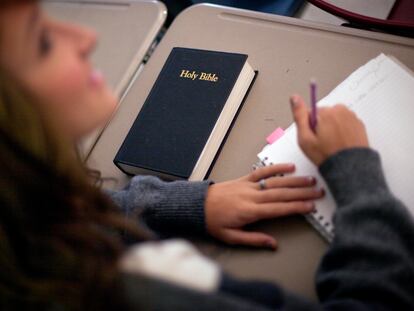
xmin=43 ymin=0 xmax=166 ymax=155
xmin=87 ymin=4 xmax=414 ymax=299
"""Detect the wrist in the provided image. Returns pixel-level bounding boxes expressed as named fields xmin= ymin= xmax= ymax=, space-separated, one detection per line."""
xmin=315 ymin=144 xmax=370 ymax=167
xmin=204 ymin=183 xmax=219 ymax=236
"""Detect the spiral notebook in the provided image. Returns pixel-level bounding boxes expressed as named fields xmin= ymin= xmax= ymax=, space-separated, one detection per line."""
xmin=257 ymin=54 xmax=414 ymax=242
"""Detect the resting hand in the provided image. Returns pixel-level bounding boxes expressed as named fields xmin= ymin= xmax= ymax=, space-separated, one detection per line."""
xmin=290 ymin=95 xmax=369 ymax=166
xmin=205 ymin=164 xmax=324 ymax=250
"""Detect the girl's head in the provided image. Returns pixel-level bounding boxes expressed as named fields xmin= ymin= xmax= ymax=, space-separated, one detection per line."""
xmin=0 ymin=2 xmax=150 ymax=309
xmin=0 ymin=1 xmax=117 ymax=141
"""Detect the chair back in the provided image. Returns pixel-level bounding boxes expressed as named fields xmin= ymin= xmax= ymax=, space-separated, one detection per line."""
xmin=306 ymin=0 xmax=414 ymax=37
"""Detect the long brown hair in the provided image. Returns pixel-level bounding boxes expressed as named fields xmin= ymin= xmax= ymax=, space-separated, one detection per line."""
xmin=0 ymin=3 xmax=151 ymax=310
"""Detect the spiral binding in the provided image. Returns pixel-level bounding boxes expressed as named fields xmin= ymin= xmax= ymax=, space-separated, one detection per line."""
xmin=254 ymin=156 xmax=334 ymax=242
xmin=252 ymin=157 xmax=267 ymax=170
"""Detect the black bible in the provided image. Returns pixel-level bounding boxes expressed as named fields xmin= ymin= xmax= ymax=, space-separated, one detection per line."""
xmin=114 ymin=47 xmax=256 ymax=180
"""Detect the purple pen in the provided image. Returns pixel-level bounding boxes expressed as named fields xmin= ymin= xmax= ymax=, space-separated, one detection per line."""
xmin=310 ymin=79 xmax=317 ymax=131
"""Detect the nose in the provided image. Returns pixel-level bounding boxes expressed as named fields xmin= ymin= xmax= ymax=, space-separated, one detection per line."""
xmin=77 ymin=27 xmax=97 ymax=59
xmin=57 ymin=21 xmax=98 ymax=60
xmin=79 ymin=28 xmax=98 ymax=58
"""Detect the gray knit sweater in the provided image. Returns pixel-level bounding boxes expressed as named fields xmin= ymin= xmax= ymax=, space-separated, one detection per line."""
xmin=106 ymin=148 xmax=414 ymax=310
xmin=106 ymin=175 xmax=211 ymax=235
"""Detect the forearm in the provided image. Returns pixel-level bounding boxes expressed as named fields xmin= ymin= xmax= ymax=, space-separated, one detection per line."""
xmin=317 ymin=148 xmax=414 ymax=310
xmin=105 ymin=175 xmax=212 ymax=236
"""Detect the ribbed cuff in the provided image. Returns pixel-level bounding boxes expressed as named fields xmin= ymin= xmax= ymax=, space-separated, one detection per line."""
xmin=319 ymin=148 xmax=389 ymax=208
xmin=141 ymin=179 xmax=213 ymax=235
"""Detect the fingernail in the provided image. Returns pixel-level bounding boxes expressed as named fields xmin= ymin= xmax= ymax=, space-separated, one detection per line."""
xmin=307 ymin=176 xmax=316 ymax=184
xmin=265 ymin=240 xmax=276 ymax=250
xmin=314 ymin=187 xmax=324 ymax=195
xmin=305 ymin=201 xmax=315 ymax=211
xmin=290 ymin=95 xmax=299 ymax=108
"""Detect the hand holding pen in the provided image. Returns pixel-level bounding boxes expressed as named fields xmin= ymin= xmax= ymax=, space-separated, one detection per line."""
xmin=290 ymin=92 xmax=369 ymax=166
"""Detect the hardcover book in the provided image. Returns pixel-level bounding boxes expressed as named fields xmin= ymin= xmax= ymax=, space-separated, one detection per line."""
xmin=114 ymin=47 xmax=256 ymax=180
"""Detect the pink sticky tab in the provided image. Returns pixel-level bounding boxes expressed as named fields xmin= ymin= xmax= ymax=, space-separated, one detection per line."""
xmin=266 ymin=127 xmax=285 ymax=144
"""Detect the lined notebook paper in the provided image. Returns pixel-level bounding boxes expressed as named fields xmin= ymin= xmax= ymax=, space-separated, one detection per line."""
xmin=258 ymin=54 xmax=414 ymax=241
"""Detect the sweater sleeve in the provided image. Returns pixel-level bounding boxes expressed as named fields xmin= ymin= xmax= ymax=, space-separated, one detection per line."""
xmin=316 ymin=148 xmax=414 ymax=310
xmin=105 ymin=175 xmax=212 ymax=236
xmin=108 ymin=149 xmax=414 ymax=311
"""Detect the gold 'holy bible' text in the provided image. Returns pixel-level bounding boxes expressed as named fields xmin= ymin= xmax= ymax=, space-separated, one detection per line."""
xmin=179 ymin=70 xmax=219 ymax=82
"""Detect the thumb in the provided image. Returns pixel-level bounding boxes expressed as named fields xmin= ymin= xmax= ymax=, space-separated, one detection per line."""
xmin=222 ymin=229 xmax=277 ymax=250
xmin=290 ymin=95 xmax=314 ymax=142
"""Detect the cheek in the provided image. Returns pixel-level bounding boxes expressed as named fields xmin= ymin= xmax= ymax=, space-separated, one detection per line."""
xmin=31 ymin=61 xmax=88 ymax=131
xmin=47 ymin=62 xmax=87 ymax=107
xmin=26 ymin=56 xmax=117 ymax=140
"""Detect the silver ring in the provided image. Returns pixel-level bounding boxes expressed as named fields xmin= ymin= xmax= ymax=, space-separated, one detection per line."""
xmin=259 ymin=179 xmax=266 ymax=190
